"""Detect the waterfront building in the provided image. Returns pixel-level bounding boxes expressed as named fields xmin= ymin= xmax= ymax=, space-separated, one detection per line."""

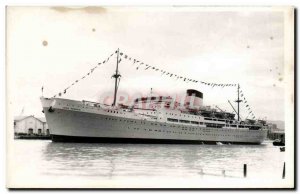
xmin=14 ymin=115 xmax=49 ymax=136
xmin=266 ymin=122 xmax=285 ymax=141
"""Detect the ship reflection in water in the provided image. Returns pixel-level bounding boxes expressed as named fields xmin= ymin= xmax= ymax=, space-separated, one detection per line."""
xmin=12 ymin=140 xmax=285 ymax=187
xmin=38 ymin=140 xmax=284 ymax=179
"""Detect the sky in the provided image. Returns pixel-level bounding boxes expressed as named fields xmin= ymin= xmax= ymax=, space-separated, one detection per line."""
xmin=7 ymin=6 xmax=290 ymax=121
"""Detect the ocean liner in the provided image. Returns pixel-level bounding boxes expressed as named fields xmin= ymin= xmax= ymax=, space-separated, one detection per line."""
xmin=41 ymin=50 xmax=268 ymax=144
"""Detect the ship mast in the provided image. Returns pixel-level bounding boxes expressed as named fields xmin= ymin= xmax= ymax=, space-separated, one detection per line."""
xmin=112 ymin=48 xmax=121 ymax=106
xmin=235 ymin=84 xmax=242 ymax=121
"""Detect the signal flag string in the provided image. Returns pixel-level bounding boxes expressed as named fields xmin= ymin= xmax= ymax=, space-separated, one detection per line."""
xmin=52 ymin=50 xmax=117 ymax=98
xmin=239 ymin=86 xmax=256 ymax=120
xmin=118 ymin=50 xmax=238 ymax=88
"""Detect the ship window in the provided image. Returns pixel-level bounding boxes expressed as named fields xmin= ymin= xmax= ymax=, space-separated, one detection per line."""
xmin=167 ymin=118 xmax=178 ymax=122
xmin=191 ymin=121 xmax=199 ymax=125
xmin=179 ymin=120 xmax=190 ymax=124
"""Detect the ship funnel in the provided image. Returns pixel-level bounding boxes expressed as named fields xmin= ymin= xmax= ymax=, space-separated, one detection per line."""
xmin=185 ymin=89 xmax=203 ymax=109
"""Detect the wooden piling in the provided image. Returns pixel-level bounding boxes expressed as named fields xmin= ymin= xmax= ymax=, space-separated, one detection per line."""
xmin=282 ymin=162 xmax=285 ymax=179
xmin=222 ymin=170 xmax=226 ymax=177
xmin=243 ymin=164 xmax=247 ymax=178
xmin=199 ymin=168 xmax=203 ymax=175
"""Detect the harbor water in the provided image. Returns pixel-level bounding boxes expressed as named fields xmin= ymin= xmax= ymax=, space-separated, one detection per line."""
xmin=9 ymin=139 xmax=288 ymax=188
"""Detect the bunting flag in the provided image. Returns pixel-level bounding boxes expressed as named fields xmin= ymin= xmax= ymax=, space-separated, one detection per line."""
xmin=116 ymin=50 xmax=237 ymax=88
xmin=53 ymin=50 xmax=117 ymax=98
xmin=237 ymin=85 xmax=256 ymax=120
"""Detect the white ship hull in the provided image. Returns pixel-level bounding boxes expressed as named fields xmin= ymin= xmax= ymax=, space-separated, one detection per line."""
xmin=41 ymin=97 xmax=268 ymax=144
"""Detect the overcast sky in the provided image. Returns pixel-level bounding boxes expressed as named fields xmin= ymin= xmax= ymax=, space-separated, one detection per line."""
xmin=7 ymin=6 xmax=288 ymax=121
